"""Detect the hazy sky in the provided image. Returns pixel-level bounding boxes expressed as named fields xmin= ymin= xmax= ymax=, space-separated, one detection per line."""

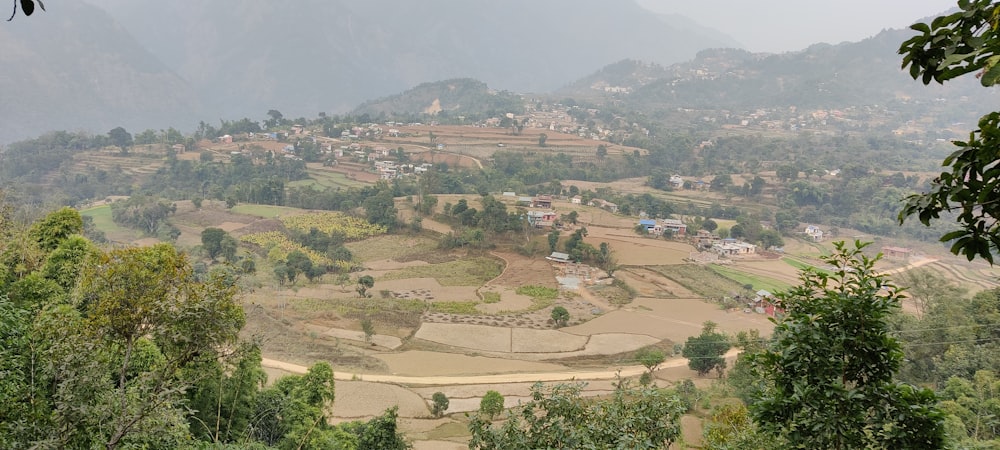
xmin=636 ymin=0 xmax=957 ymax=53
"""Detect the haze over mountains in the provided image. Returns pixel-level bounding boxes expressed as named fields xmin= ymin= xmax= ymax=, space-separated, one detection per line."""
xmin=0 ymin=1 xmax=959 ymax=144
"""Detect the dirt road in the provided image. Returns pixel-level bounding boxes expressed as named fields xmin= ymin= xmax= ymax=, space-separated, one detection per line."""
xmin=260 ymin=349 xmax=741 ymax=386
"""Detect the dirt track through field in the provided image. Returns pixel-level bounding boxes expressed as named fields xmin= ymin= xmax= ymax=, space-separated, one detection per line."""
xmin=260 ymin=349 xmax=741 ymax=386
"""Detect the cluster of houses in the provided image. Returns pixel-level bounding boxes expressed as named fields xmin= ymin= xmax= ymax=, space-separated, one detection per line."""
xmin=638 ymin=219 xmax=759 ymax=258
xmin=711 ymin=239 xmax=758 ymax=257
xmin=373 ymin=161 xmax=433 ymax=179
xmin=638 ymin=218 xmax=688 ymax=237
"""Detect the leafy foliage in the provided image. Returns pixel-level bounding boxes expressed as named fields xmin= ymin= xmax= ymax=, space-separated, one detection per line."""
xmin=682 ymin=321 xmax=730 ymax=376
xmin=109 ymin=195 xmax=177 ymax=235
xmin=635 ymin=346 xmax=666 ymax=373
xmin=280 ymin=211 xmax=387 ymax=241
xmin=702 ymin=403 xmax=776 ymax=449
xmin=550 ymin=305 xmax=570 ymax=328
xmin=515 ymin=285 xmax=559 ymax=301
xmin=749 ymin=241 xmax=945 ymax=449
xmin=431 ymin=392 xmax=450 ymax=418
xmin=469 ymin=381 xmax=685 ymax=449
xmin=898 ymin=0 xmax=1000 ymax=263
xmin=478 ymin=390 xmax=505 ymax=419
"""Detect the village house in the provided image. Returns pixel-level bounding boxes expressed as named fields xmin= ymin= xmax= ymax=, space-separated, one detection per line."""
xmin=533 ymin=195 xmax=553 ymax=209
xmin=638 ymin=219 xmax=660 ymax=235
xmin=661 ymin=218 xmax=687 ymax=236
xmin=546 ymin=252 xmax=571 ymax=263
xmin=669 ymin=175 xmax=684 ymax=190
xmin=752 ymin=289 xmax=783 ymax=317
xmin=712 ymin=239 xmax=757 ymax=257
xmin=694 ymin=230 xmax=721 ymax=248
xmin=570 ymin=195 xmax=582 ymax=205
xmin=527 ymin=210 xmax=557 ymax=228
xmin=804 ymin=225 xmax=824 ymax=241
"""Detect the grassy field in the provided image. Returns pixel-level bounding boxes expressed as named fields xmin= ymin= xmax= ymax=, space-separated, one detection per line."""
xmin=709 ymin=264 xmax=792 ymax=294
xmin=380 ymin=257 xmax=503 ymax=286
xmin=80 ymin=204 xmax=140 ymax=243
xmin=231 ymin=204 xmax=309 ymax=218
xmin=345 ymin=235 xmax=439 ymax=262
xmin=782 ymin=256 xmax=832 ymax=276
xmin=646 ymin=264 xmax=746 ymax=299
xmin=290 ymin=169 xmax=370 ymax=190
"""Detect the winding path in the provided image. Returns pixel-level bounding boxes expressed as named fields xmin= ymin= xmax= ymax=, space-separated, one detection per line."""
xmin=260 ymin=349 xmax=741 ymax=386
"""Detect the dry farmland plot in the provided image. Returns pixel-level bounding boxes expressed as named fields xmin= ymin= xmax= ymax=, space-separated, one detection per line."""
xmin=645 ymin=264 xmax=746 ymax=299
xmin=374 ymin=351 xmax=568 ymax=376
xmin=487 ymin=252 xmax=558 ymax=289
xmin=330 ymin=380 xmax=429 ymax=419
xmin=583 ymin=226 xmax=693 ymax=265
xmin=563 ymin=297 xmax=773 ymax=343
xmin=346 ymin=235 xmax=439 ymax=263
xmin=378 ymin=257 xmax=503 ymax=287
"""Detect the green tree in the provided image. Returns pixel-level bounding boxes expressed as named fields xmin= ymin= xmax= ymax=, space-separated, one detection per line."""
xmin=356 ymin=275 xmax=375 ymax=298
xmin=110 ymin=195 xmax=176 ymax=235
xmin=758 ymin=229 xmax=784 ymax=249
xmin=220 ymin=234 xmax=239 ymax=262
xmin=897 ymin=1 xmax=1000 ymax=263
xmin=636 ymin=346 xmax=666 ymax=374
xmin=749 ymin=241 xmax=945 ymax=449
xmin=364 ymin=183 xmax=399 ymax=229
xmin=537 ymin=133 xmax=548 ymax=147
xmin=265 ymin=109 xmax=284 ymax=129
xmin=711 ymin=173 xmax=733 ymax=192
xmin=108 ymin=126 xmax=133 ymax=154
xmin=469 ymin=381 xmax=685 ymax=449
xmin=361 ymin=317 xmax=375 ymax=344
xmin=596 ymin=144 xmax=608 ymax=160
xmin=74 ymin=244 xmax=244 ymax=449
xmin=335 ymin=273 xmax=351 ymax=292
xmin=547 ymin=229 xmax=560 ymax=253
xmin=550 ymin=306 xmax=569 ymax=328
xmin=937 ymin=370 xmax=1000 ymax=445
xmin=701 ymin=218 xmax=718 ymax=232
xmin=682 ymin=321 xmax=730 ymax=377
xmin=40 ymin=235 xmax=98 ymax=291
xmin=431 ymin=392 xmax=449 ymax=418
xmin=29 ymin=207 xmax=83 ymax=252
xmin=286 ymin=250 xmax=312 ymax=283
xmin=185 ymin=343 xmax=267 ymax=443
xmin=201 ymin=227 xmax=227 ymax=260
xmin=703 ymin=403 xmax=776 ymax=450
xmin=479 ymin=390 xmax=504 ymax=419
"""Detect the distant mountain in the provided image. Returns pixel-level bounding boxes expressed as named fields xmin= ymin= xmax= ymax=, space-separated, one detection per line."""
xmin=0 ymin=2 xmax=202 ymax=144
xmin=562 ymin=28 xmax=993 ymax=113
xmin=351 ymin=79 xmax=524 ymax=118
xmin=80 ymin=0 xmax=739 ymax=122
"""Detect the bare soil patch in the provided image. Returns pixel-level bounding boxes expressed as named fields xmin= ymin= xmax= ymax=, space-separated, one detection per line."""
xmin=415 ymin=323 xmax=512 ymax=352
xmin=583 ymin=226 xmax=694 ymax=266
xmin=564 ymin=297 xmax=773 ymax=343
xmin=475 ymin=286 xmax=533 ymax=314
xmin=330 ymin=380 xmax=429 ymax=419
xmin=487 ymin=251 xmax=558 ymax=289
xmin=374 ymin=351 xmax=568 ymax=376
xmin=510 ymin=328 xmax=588 ymax=353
